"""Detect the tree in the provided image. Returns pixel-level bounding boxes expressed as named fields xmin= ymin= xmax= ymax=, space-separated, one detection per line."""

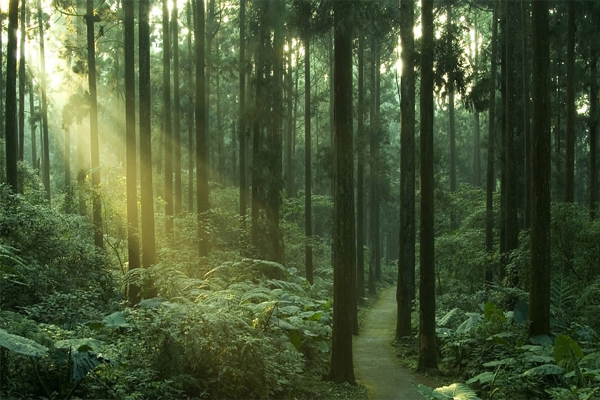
xmin=447 ymin=0 xmax=457 ymax=230
xmin=163 ymin=0 xmax=173 ymax=235
xmin=418 ymin=0 xmax=438 ymax=372
xmin=589 ymin=4 xmax=598 ymax=219
xmin=369 ymin=36 xmax=381 ymax=290
xmin=86 ymin=0 xmax=103 ymax=248
xmin=139 ymin=0 xmax=157 ymax=270
xmin=529 ymin=0 xmax=550 ymax=337
xmin=565 ymin=1 xmax=575 ymax=203
xmin=187 ymin=0 xmax=194 ymax=213
xmin=304 ymin=9 xmax=313 ymax=284
xmin=485 ymin=0 xmax=499 ymax=284
xmin=356 ymin=30 xmax=365 ymax=299
xmin=17 ymin=0 xmax=25 ymax=167
xmin=238 ymin=0 xmax=247 ymax=223
xmin=4 ymin=0 xmax=18 ymax=192
xmin=397 ymin=0 xmax=415 ymax=339
xmin=124 ymin=0 xmax=140 ymax=304
xmin=196 ymin=0 xmax=209 ymax=257
xmin=328 ymin=0 xmax=355 ymax=384
xmin=38 ymin=1 xmax=50 ymax=201
xmin=172 ymin=0 xmax=183 ymax=216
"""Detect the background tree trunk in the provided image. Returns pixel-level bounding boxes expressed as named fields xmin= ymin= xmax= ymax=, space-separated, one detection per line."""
xmin=172 ymin=0 xmax=182 ymax=216
xmin=397 ymin=0 xmax=415 ymax=339
xmin=86 ymin=0 xmax=103 ymax=248
xmin=238 ymin=0 xmax=246 ymax=223
xmin=139 ymin=0 xmax=157 ymax=269
xmin=38 ymin=1 xmax=50 ymax=201
xmin=485 ymin=0 xmax=498 ymax=284
xmin=565 ymin=1 xmax=575 ymax=203
xmin=163 ymin=0 xmax=173 ymax=235
xmin=124 ymin=0 xmax=140 ymax=304
xmin=305 ymin=32 xmax=313 ymax=284
xmin=417 ymin=0 xmax=438 ymax=372
xmin=329 ymin=1 xmax=355 ymax=383
xmin=530 ymin=0 xmax=551 ymax=337
xmin=356 ymin=32 xmax=365 ymax=300
xmin=5 ymin=0 xmax=18 ymax=191
xmin=196 ymin=0 xmax=209 ymax=257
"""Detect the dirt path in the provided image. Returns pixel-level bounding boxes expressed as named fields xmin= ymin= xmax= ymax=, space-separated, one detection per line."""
xmin=353 ymin=286 xmax=439 ymax=400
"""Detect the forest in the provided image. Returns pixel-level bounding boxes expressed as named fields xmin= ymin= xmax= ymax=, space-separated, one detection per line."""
xmin=1 ymin=0 xmax=600 ymax=399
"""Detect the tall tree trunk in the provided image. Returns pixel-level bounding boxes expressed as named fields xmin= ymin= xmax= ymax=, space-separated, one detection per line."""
xmin=305 ymin=31 xmax=313 ymax=284
xmin=87 ymin=0 xmax=103 ymax=248
xmin=266 ymin=0 xmax=284 ymax=264
xmin=368 ymin=39 xmax=381 ymax=292
xmin=205 ymin=0 xmax=214 ymax=184
xmin=285 ymin=37 xmax=294 ymax=197
xmin=238 ymin=0 xmax=246 ymax=223
xmin=485 ymin=0 xmax=499 ymax=284
xmin=0 ymin=3 xmax=4 ymax=182
xmin=504 ymin=1 xmax=518 ymax=274
xmin=139 ymin=0 xmax=157 ymax=269
xmin=5 ymin=0 xmax=18 ymax=191
xmin=17 ymin=0 xmax=24 ymax=167
xmin=356 ymin=32 xmax=365 ymax=300
xmin=522 ymin=0 xmax=532 ymax=229
xmin=187 ymin=0 xmax=194 ymax=213
xmin=124 ymin=0 xmax=140 ymax=304
xmin=64 ymin=126 xmax=70 ymax=212
xmin=448 ymin=2 xmax=457 ymax=231
xmin=38 ymin=1 xmax=50 ymax=201
xmin=530 ymin=0 xmax=550 ymax=337
xmin=473 ymin=17 xmax=481 ymax=188
xmin=397 ymin=0 xmax=415 ymax=339
xmin=172 ymin=0 xmax=182 ymax=216
xmin=28 ymin=73 xmax=36 ymax=169
xmin=216 ymin=40 xmax=224 ymax=185
xmin=163 ymin=0 xmax=173 ymax=235
xmin=329 ymin=1 xmax=355 ymax=383
xmin=590 ymin=28 xmax=598 ymax=219
xmin=417 ymin=0 xmax=438 ymax=372
xmin=196 ymin=0 xmax=209 ymax=257
xmin=565 ymin=1 xmax=575 ymax=203
xmin=251 ymin=4 xmax=267 ymax=252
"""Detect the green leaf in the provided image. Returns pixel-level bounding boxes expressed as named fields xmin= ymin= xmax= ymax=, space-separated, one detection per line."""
xmin=554 ymin=334 xmax=583 ymax=364
xmin=102 ymin=311 xmax=129 ymax=328
xmin=466 ymin=371 xmax=495 ymax=385
xmin=317 ymin=341 xmax=329 ymax=353
xmin=299 ymin=311 xmax=322 ymax=321
xmin=71 ymin=351 xmax=115 ymax=382
xmin=522 ymin=364 xmax=564 ymax=377
xmin=513 ymin=301 xmax=529 ymax=325
xmin=55 ymin=338 xmax=103 ymax=353
xmin=0 ymin=329 xmax=47 ymax=357
xmin=425 ymin=383 xmax=482 ymax=400
xmin=288 ymin=330 xmax=302 ymax=352
xmin=530 ymin=334 xmax=553 ymax=347
xmin=483 ymin=302 xmax=505 ymax=322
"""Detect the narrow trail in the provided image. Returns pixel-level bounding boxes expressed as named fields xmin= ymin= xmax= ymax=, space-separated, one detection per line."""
xmin=353 ymin=286 xmax=440 ymax=400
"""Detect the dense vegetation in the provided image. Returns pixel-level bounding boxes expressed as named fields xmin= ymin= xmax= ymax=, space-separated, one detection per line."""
xmin=1 ymin=0 xmax=600 ymax=399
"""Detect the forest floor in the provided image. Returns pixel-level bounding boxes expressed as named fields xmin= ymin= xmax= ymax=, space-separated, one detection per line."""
xmin=353 ymin=286 xmax=440 ymax=400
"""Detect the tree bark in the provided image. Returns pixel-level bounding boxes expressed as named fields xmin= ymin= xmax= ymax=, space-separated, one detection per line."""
xmin=356 ymin=32 xmax=365 ymax=300
xmin=196 ymin=0 xmax=209 ymax=257
xmin=5 ymin=0 xmax=18 ymax=192
xmin=187 ymin=0 xmax=194 ymax=213
xmin=417 ymin=0 xmax=438 ymax=372
xmin=448 ymin=2 xmax=457 ymax=231
xmin=590 ymin=24 xmax=598 ymax=219
xmin=38 ymin=1 xmax=50 ymax=201
xmin=124 ymin=0 xmax=140 ymax=304
xmin=485 ymin=0 xmax=499 ymax=284
xmin=305 ymin=31 xmax=313 ymax=284
xmin=86 ymin=0 xmax=103 ymax=248
xmin=163 ymin=0 xmax=173 ymax=235
xmin=329 ymin=0 xmax=355 ymax=383
xmin=172 ymin=0 xmax=182 ymax=216
xmin=529 ymin=0 xmax=551 ymax=337
xmin=17 ymin=0 xmax=24 ymax=167
xmin=139 ymin=0 xmax=157 ymax=269
xmin=397 ymin=0 xmax=415 ymax=339
xmin=238 ymin=0 xmax=246 ymax=222
xmin=565 ymin=1 xmax=575 ymax=203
